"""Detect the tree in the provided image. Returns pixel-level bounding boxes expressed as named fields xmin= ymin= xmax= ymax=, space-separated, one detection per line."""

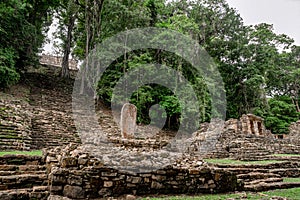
xmin=0 ymin=0 xmax=58 ymax=87
xmin=56 ymin=0 xmax=79 ymax=78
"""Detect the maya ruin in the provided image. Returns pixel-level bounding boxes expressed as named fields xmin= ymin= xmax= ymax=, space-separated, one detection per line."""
xmin=1 ymin=64 xmax=300 ymax=199
xmin=1 ymin=0 xmax=300 ymax=199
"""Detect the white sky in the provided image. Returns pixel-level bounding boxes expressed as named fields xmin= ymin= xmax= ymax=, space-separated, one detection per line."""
xmin=226 ymin=0 xmax=300 ymax=45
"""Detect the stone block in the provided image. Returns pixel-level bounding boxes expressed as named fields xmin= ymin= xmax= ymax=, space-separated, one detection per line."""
xmin=63 ymin=185 xmax=85 ymax=199
xmin=61 ymin=157 xmax=77 ymax=168
xmin=120 ymin=103 xmax=137 ymax=139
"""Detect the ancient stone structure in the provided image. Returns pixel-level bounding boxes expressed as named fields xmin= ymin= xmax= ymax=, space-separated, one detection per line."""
xmin=288 ymin=120 xmax=300 ymax=140
xmin=0 ymin=100 xmax=32 ymax=150
xmin=45 ymin=144 xmax=239 ymax=199
xmin=209 ymin=161 xmax=300 ymax=192
xmin=39 ymin=54 xmax=78 ymax=70
xmin=192 ymin=114 xmax=300 ymax=160
xmin=240 ymin=114 xmax=271 ymax=136
xmin=2 ymin=65 xmax=300 ymax=199
xmin=221 ymin=114 xmax=272 ymax=137
xmin=120 ymin=103 xmax=137 ymax=139
xmin=0 ymin=154 xmax=49 ymax=199
xmin=0 ymin=66 xmax=81 ymax=151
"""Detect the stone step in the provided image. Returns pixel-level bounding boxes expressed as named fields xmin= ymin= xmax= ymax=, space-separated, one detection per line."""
xmin=0 ymin=137 xmax=32 ymax=142
xmin=0 ymin=170 xmax=46 ymax=176
xmin=0 ymin=131 xmax=20 ymax=137
xmin=0 ymin=186 xmax=49 ymax=200
xmin=244 ymin=181 xmax=300 ymax=192
xmin=243 ymin=177 xmax=283 ymax=185
xmin=0 ymin=174 xmax=47 ymax=190
xmin=0 ymin=165 xmax=46 ymax=176
xmin=0 ymin=145 xmax=31 ymax=151
xmin=216 ymin=167 xmax=269 ymax=175
xmin=212 ymin=161 xmax=300 ymax=170
xmin=0 ymin=125 xmax=18 ymax=130
xmin=267 ymin=156 xmax=300 ymax=162
xmin=0 ymin=155 xmax=43 ymax=165
xmin=269 ymin=168 xmax=300 ymax=177
xmin=237 ymin=172 xmax=281 ymax=182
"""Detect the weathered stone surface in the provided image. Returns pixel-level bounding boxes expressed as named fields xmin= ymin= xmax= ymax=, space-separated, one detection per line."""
xmin=48 ymin=195 xmax=72 ymax=200
xmin=126 ymin=194 xmax=137 ymax=200
xmin=61 ymin=157 xmax=77 ymax=168
xmin=40 ymin=54 xmax=78 ymax=70
xmin=288 ymin=120 xmax=300 ymax=140
xmin=46 ymin=144 xmax=238 ymax=199
xmin=120 ymin=103 xmax=137 ymax=139
xmin=63 ymin=185 xmax=84 ymax=199
xmin=240 ymin=114 xmax=271 ymax=137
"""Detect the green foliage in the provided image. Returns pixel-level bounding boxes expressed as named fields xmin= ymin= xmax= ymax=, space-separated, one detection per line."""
xmin=55 ymin=0 xmax=300 ymax=134
xmin=204 ymin=158 xmax=284 ymax=165
xmin=145 ymin=188 xmax=300 ymax=200
xmin=0 ymin=0 xmax=58 ymax=87
xmin=0 ymin=48 xmax=20 ymax=88
xmin=262 ymin=96 xmax=300 ymax=134
xmin=0 ymin=150 xmax=42 ymax=157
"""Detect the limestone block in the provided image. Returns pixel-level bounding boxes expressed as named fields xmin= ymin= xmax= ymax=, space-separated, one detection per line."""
xmin=61 ymin=157 xmax=77 ymax=168
xmin=120 ymin=103 xmax=137 ymax=139
xmin=63 ymin=185 xmax=85 ymax=199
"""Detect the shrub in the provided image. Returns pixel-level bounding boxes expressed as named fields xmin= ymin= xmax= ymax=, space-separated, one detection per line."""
xmin=0 ymin=48 xmax=20 ymax=88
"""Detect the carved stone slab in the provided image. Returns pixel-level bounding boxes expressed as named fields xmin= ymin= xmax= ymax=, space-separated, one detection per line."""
xmin=120 ymin=103 xmax=137 ymax=139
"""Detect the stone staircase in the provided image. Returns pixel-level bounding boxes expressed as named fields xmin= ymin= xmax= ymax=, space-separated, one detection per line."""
xmin=0 ymin=101 xmax=32 ymax=151
xmin=0 ymin=154 xmax=49 ymax=199
xmin=27 ymin=71 xmax=81 ymax=150
xmin=211 ymin=161 xmax=300 ymax=192
xmin=0 ymin=124 xmax=32 ymax=151
xmin=0 ymin=66 xmax=81 ymax=151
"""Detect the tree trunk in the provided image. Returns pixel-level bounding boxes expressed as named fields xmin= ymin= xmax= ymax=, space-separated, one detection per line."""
xmin=80 ymin=0 xmax=90 ymax=94
xmin=61 ymin=14 xmax=76 ymax=78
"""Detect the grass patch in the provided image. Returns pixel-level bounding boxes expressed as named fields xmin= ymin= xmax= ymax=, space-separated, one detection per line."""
xmin=204 ymin=159 xmax=284 ymax=165
xmin=145 ymin=188 xmax=300 ymax=199
xmin=273 ymin=154 xmax=300 ymax=157
xmin=283 ymin=178 xmax=300 ymax=183
xmin=0 ymin=150 xmax=42 ymax=156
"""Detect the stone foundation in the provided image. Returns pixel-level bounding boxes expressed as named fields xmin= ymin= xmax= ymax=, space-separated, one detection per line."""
xmin=39 ymin=54 xmax=78 ymax=70
xmin=45 ymin=145 xmax=239 ymax=199
xmin=193 ymin=114 xmax=300 ymax=160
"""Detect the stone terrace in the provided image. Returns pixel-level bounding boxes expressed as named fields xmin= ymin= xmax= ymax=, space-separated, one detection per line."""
xmin=0 ymin=66 xmax=81 ymax=151
xmin=193 ymin=114 xmax=300 ymax=160
xmin=1 ymin=65 xmax=300 ymax=199
xmin=0 ymin=154 xmax=48 ymax=199
xmin=45 ymin=144 xmax=239 ymax=199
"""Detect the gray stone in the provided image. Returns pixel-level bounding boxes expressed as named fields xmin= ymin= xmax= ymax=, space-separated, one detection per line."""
xmin=120 ymin=103 xmax=137 ymax=139
xmin=63 ymin=185 xmax=85 ymax=199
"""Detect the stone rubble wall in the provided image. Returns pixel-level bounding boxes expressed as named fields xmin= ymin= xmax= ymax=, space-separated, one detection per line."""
xmin=288 ymin=120 xmax=300 ymax=140
xmin=192 ymin=114 xmax=300 ymax=160
xmin=0 ymin=99 xmax=33 ymax=150
xmin=39 ymin=55 xmax=78 ymax=70
xmin=45 ymin=144 xmax=239 ymax=199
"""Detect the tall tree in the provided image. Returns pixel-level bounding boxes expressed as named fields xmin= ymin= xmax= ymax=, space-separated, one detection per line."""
xmin=59 ymin=0 xmax=79 ymax=78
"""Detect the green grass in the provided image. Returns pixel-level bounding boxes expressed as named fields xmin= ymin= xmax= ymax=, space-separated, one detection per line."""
xmin=0 ymin=150 xmax=42 ymax=156
xmin=283 ymin=178 xmax=300 ymax=183
xmin=273 ymin=154 xmax=300 ymax=157
xmin=144 ymin=188 xmax=300 ymax=199
xmin=204 ymin=159 xmax=284 ymax=165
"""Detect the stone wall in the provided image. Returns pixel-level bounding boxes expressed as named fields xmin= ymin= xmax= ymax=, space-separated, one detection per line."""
xmin=192 ymin=114 xmax=300 ymax=160
xmin=45 ymin=144 xmax=239 ymax=199
xmin=39 ymin=54 xmax=78 ymax=70
xmin=240 ymin=114 xmax=271 ymax=136
xmin=288 ymin=120 xmax=300 ymax=140
xmin=0 ymin=99 xmax=32 ymax=150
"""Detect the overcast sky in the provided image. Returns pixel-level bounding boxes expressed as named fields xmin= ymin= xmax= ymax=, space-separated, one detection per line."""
xmin=226 ymin=0 xmax=300 ymax=45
